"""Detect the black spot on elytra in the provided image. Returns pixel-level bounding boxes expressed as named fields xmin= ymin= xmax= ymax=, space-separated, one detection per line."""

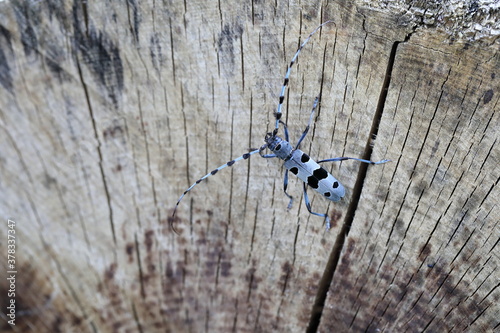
xmin=333 ymin=181 xmax=339 ymax=188
xmin=307 ymin=175 xmax=319 ymax=189
xmin=290 ymin=167 xmax=298 ymax=175
xmin=301 ymin=153 xmax=310 ymax=163
xmin=483 ymin=89 xmax=493 ymax=104
xmin=313 ymin=167 xmax=328 ymax=180
xmin=324 ymin=192 xmax=331 ymax=197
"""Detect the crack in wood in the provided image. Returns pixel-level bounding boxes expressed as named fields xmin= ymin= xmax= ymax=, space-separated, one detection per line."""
xmin=306 ymin=29 xmax=416 ymax=332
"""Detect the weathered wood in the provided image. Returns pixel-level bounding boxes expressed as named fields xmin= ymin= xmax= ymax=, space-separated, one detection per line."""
xmin=318 ymin=9 xmax=500 ymax=333
xmin=0 ymin=1 xmax=498 ymax=332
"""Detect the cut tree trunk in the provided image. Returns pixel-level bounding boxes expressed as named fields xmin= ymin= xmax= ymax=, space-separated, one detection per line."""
xmin=0 ymin=1 xmax=498 ymax=332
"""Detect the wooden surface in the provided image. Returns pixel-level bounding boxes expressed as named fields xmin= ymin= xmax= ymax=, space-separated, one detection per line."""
xmin=0 ymin=1 xmax=498 ymax=332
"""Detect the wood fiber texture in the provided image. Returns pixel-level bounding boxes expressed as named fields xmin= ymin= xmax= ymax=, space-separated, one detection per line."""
xmin=0 ymin=1 xmax=498 ymax=332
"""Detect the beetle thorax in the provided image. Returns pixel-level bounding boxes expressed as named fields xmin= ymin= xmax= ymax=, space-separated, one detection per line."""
xmin=265 ymin=134 xmax=293 ymax=160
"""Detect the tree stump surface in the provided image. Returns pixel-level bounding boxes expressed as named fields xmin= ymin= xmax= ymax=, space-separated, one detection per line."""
xmin=0 ymin=1 xmax=498 ymax=332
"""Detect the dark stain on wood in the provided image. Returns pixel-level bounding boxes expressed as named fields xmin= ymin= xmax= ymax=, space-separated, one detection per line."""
xmin=125 ymin=242 xmax=135 ymax=263
xmin=329 ymin=209 xmax=343 ymax=229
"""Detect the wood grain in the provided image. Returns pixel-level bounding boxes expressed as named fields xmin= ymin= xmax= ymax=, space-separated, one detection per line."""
xmin=0 ymin=1 xmax=498 ymax=332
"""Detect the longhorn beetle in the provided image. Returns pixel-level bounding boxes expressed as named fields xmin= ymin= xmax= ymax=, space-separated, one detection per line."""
xmin=172 ymin=21 xmax=389 ymax=231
